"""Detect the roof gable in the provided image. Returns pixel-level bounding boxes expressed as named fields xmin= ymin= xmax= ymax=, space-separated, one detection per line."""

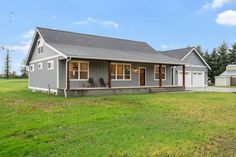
xmin=160 ymin=47 xmax=211 ymax=70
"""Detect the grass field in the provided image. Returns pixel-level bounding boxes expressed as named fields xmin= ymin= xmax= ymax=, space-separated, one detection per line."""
xmin=0 ymin=79 xmax=235 ymax=157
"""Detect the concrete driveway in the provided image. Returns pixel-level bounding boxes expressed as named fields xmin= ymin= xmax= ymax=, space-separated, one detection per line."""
xmin=187 ymin=87 xmax=236 ymax=93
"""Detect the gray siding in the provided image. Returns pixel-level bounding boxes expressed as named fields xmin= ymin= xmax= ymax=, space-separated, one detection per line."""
xmin=29 ymin=58 xmax=58 ymax=90
xmin=67 ymin=60 xmax=174 ymax=89
xmin=59 ymin=60 xmax=66 ymax=89
xmin=183 ymin=50 xmax=205 ymax=66
xmin=31 ymin=38 xmax=58 ymax=61
xmin=29 ymin=35 xmax=60 ymax=90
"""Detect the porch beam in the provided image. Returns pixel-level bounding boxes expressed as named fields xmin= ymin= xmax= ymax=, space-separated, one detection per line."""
xmin=67 ymin=60 xmax=70 ymax=90
xmin=159 ymin=64 xmax=162 ymax=87
xmin=108 ymin=61 xmax=111 ymax=88
xmin=183 ymin=65 xmax=185 ymax=87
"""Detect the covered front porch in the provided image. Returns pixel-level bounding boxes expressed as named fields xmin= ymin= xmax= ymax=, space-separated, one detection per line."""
xmin=59 ymin=59 xmax=186 ymax=97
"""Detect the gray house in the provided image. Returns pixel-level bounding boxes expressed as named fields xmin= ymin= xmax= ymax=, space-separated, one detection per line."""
xmin=26 ymin=27 xmax=202 ymax=97
xmin=160 ymin=47 xmax=211 ymax=88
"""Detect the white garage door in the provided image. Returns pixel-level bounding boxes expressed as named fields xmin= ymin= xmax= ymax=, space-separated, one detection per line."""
xmin=178 ymin=71 xmax=205 ymax=87
xmin=192 ymin=71 xmax=205 ymax=87
xmin=178 ymin=71 xmax=191 ymax=87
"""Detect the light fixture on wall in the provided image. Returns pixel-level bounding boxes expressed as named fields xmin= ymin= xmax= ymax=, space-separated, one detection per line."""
xmin=134 ymin=66 xmax=138 ymax=73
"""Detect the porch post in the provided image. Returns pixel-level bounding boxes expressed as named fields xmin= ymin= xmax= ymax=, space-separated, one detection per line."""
xmin=67 ymin=60 xmax=70 ymax=90
xmin=108 ymin=61 xmax=111 ymax=88
xmin=183 ymin=65 xmax=185 ymax=87
xmin=159 ymin=64 xmax=162 ymax=87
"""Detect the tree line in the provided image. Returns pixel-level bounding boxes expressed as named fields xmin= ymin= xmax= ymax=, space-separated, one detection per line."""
xmin=196 ymin=42 xmax=236 ymax=83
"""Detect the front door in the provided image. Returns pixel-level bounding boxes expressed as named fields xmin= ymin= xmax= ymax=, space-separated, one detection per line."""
xmin=140 ymin=68 xmax=145 ymax=86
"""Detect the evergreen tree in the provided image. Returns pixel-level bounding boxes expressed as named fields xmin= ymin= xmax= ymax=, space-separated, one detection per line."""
xmin=217 ymin=42 xmax=229 ymax=74
xmin=195 ymin=45 xmax=204 ymax=57
xmin=229 ymin=42 xmax=236 ymax=64
xmin=208 ymin=48 xmax=220 ymax=83
xmin=20 ymin=58 xmax=28 ymax=78
xmin=3 ymin=50 xmax=11 ymax=79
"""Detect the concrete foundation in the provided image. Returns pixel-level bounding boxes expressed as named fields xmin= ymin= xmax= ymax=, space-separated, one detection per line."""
xmin=57 ymin=86 xmax=185 ymax=97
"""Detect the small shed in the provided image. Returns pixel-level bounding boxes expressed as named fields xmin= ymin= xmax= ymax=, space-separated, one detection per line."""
xmin=215 ymin=65 xmax=236 ymax=86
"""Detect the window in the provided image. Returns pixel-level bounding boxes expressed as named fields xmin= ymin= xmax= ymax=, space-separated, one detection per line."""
xmin=30 ymin=64 xmax=34 ymax=72
xmin=111 ymin=63 xmax=131 ymax=80
xmin=47 ymin=60 xmax=54 ymax=70
xmin=154 ymin=65 xmax=166 ymax=80
xmin=37 ymin=39 xmax=43 ymax=54
xmin=69 ymin=61 xmax=89 ymax=80
xmin=38 ymin=62 xmax=43 ymax=70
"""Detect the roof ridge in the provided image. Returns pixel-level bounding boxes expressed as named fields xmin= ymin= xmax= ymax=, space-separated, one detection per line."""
xmin=162 ymin=47 xmax=195 ymax=52
xmin=36 ymin=27 xmax=147 ymax=44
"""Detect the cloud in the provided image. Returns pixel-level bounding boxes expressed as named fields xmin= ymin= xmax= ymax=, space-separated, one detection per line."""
xmin=159 ymin=44 xmax=181 ymax=50
xmin=203 ymin=0 xmax=236 ymax=9
xmin=4 ymin=40 xmax=31 ymax=54
xmin=216 ymin=10 xmax=236 ymax=26
xmin=22 ymin=29 xmax=34 ymax=39
xmin=50 ymin=15 xmax=57 ymax=20
xmin=73 ymin=17 xmax=119 ymax=28
xmin=161 ymin=44 xmax=168 ymax=49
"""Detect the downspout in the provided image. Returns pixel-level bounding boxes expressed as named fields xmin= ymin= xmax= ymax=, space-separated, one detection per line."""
xmin=64 ymin=57 xmax=71 ymax=98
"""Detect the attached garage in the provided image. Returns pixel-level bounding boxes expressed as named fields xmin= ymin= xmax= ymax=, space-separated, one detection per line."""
xmin=178 ymin=71 xmax=191 ymax=87
xmin=178 ymin=71 xmax=205 ymax=88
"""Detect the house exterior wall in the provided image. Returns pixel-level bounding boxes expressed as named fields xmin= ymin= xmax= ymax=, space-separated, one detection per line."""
xmin=31 ymin=37 xmax=59 ymax=61
xmin=29 ymin=36 xmax=61 ymax=91
xmin=215 ymin=76 xmax=231 ymax=86
xmin=64 ymin=60 xmax=174 ymax=89
xmin=183 ymin=50 xmax=206 ymax=66
xmin=29 ymin=57 xmax=58 ymax=90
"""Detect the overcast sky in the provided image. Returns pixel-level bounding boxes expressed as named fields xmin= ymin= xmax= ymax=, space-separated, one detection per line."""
xmin=0 ymin=0 xmax=236 ymax=74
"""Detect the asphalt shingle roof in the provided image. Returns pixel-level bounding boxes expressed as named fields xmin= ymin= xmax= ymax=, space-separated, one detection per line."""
xmin=159 ymin=47 xmax=194 ymax=60
xmin=36 ymin=27 xmax=185 ymax=65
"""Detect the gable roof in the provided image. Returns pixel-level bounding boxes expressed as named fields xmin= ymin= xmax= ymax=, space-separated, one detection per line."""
xmin=26 ymin=27 xmax=185 ymax=65
xmin=160 ymin=47 xmax=211 ymax=70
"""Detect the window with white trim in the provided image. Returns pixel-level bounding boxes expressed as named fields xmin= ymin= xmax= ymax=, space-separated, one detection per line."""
xmin=38 ymin=62 xmax=43 ymax=70
xmin=69 ymin=61 xmax=89 ymax=80
xmin=154 ymin=65 xmax=166 ymax=80
xmin=30 ymin=64 xmax=35 ymax=72
xmin=37 ymin=39 xmax=43 ymax=54
xmin=111 ymin=63 xmax=131 ymax=80
xmin=47 ymin=60 xmax=54 ymax=70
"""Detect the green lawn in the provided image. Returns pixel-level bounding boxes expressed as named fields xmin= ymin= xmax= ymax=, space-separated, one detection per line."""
xmin=0 ymin=79 xmax=235 ymax=157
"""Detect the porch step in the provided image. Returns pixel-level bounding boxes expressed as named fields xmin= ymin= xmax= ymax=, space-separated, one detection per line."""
xmin=149 ymin=88 xmax=165 ymax=93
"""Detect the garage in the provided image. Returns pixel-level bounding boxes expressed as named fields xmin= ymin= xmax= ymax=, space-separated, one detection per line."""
xmin=178 ymin=71 xmax=205 ymax=87
xmin=192 ymin=71 xmax=205 ymax=87
xmin=178 ymin=71 xmax=191 ymax=87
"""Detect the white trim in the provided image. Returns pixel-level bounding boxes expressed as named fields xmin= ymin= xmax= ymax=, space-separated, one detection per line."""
xmin=36 ymin=28 xmax=67 ymax=58
xmin=47 ymin=60 xmax=54 ymax=70
xmin=154 ymin=65 xmax=167 ymax=81
xmin=139 ymin=67 xmax=146 ymax=86
xmin=69 ymin=60 xmax=89 ymax=81
xmin=38 ymin=62 xmax=43 ymax=70
xmin=186 ymin=64 xmax=207 ymax=68
xmin=111 ymin=63 xmax=132 ymax=81
xmin=29 ymin=86 xmax=57 ymax=93
xmin=29 ymin=55 xmax=61 ymax=64
xmin=44 ymin=43 xmax=67 ymax=58
xmin=181 ymin=48 xmax=211 ymax=70
xmin=57 ymin=57 xmax=59 ymax=88
xmin=26 ymin=29 xmax=38 ymax=65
